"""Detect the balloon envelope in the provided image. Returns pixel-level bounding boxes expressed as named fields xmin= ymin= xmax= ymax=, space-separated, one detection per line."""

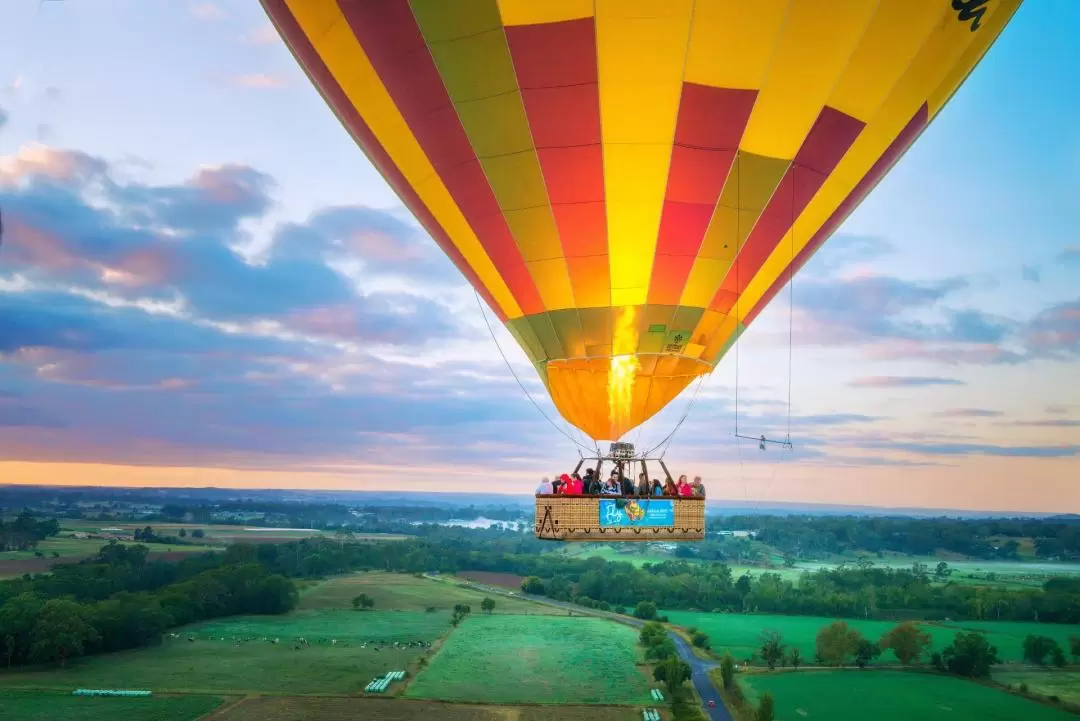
xmin=262 ymin=0 xmax=1020 ymax=441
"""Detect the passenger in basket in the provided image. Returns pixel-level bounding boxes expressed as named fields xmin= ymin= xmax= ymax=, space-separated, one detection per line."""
xmin=601 ymin=477 xmax=621 ymax=495
xmin=636 ymin=472 xmax=650 ymax=497
xmin=619 ymin=472 xmax=635 ymax=497
xmin=551 ymin=474 xmax=564 ymax=494
xmin=663 ymin=478 xmax=679 ymax=497
xmin=583 ymin=468 xmax=598 ymax=494
xmin=677 ymin=474 xmax=693 ymax=497
xmin=692 ymin=476 xmax=706 ymax=497
xmin=536 ymin=477 xmax=553 ymax=495
xmin=651 ymin=479 xmax=663 ymax=496
xmin=569 ymin=472 xmax=584 ymax=495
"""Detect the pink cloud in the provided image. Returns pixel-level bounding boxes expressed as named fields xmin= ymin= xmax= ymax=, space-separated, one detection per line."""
xmin=226 ymin=74 xmax=287 ymax=89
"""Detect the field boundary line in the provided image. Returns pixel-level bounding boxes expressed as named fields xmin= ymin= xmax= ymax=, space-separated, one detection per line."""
xmin=196 ymin=695 xmax=249 ymax=720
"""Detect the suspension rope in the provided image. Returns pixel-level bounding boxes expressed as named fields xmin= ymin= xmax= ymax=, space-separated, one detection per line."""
xmin=644 ymin=374 xmax=707 ymax=458
xmin=474 ymin=290 xmax=594 ymax=454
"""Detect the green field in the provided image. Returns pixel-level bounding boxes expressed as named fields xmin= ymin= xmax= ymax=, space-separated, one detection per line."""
xmin=994 ymin=670 xmax=1080 ymax=705
xmin=405 ymin=615 xmax=652 ymax=705
xmin=739 ymin=670 xmax=1076 ymax=721
xmin=0 ymin=689 xmax=223 ymax=721
xmin=664 ymin=611 xmax=957 ymax=663
xmin=0 ymin=610 xmax=449 ymax=695
xmin=300 ymin=572 xmax=559 ymax=615
xmin=0 ymin=537 xmax=218 ymax=561
xmin=666 ymin=610 xmax=1080 ymax=665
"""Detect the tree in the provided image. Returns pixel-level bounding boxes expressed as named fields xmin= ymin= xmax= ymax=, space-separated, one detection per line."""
xmin=788 ymin=647 xmax=802 ymax=670
xmin=1070 ymin=635 xmax=1080 ymax=662
xmin=757 ymin=692 xmax=775 ymax=721
xmin=653 ymin=654 xmax=691 ymax=696
xmin=720 ymin=653 xmax=736 ymax=689
xmin=178 ymin=528 xmax=187 ymax=538
xmin=639 ymin=621 xmax=667 ymax=648
xmin=521 ymin=576 xmax=545 ymax=595
xmin=935 ymin=561 xmax=951 ymax=580
xmin=634 ymin=600 xmax=658 ymax=620
xmin=880 ymin=621 xmax=932 ymax=665
xmin=646 ymin=639 xmax=677 ymax=661
xmin=816 ymin=621 xmax=861 ymax=666
xmin=0 ymin=593 xmax=44 ymax=667
xmin=941 ymin=632 xmax=999 ymax=678
xmin=691 ymin=630 xmax=710 ymax=649
xmin=760 ymin=630 xmax=785 ymax=670
xmin=1051 ymin=644 xmax=1067 ymax=668
xmin=481 ymin=597 xmax=495 ymax=615
xmin=855 ymin=638 xmax=881 ymax=668
xmin=29 ymin=600 xmax=98 ymax=668
xmin=1023 ymin=635 xmax=1060 ymax=665
xmin=191 ymin=529 xmax=205 ymax=538
xmin=351 ymin=594 xmax=374 ymax=610
xmin=783 ymin=553 xmax=796 ymax=568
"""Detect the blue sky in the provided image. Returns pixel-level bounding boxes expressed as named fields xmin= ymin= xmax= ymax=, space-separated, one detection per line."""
xmin=0 ymin=1 xmax=1077 ymax=512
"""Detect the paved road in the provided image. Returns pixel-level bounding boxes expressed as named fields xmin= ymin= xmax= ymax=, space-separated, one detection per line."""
xmin=457 ymin=581 xmax=732 ymax=720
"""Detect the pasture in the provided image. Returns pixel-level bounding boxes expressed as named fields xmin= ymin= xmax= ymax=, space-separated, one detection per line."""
xmin=300 ymin=572 xmax=557 ymax=615
xmin=994 ymin=670 xmax=1080 ymax=705
xmin=739 ymin=670 xmax=1076 ymax=721
xmin=924 ymin=620 xmax=1079 ymax=664
xmin=214 ymin=697 xmax=647 ymax=721
xmin=405 ymin=615 xmax=652 ymax=705
xmin=1 ymin=610 xmax=448 ymax=695
xmin=0 ymin=689 xmax=223 ymax=721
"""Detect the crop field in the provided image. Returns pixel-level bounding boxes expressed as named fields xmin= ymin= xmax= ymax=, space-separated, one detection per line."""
xmin=300 ymin=572 xmax=557 ymax=615
xmin=456 ymin=571 xmax=525 ymax=590
xmin=214 ymin=696 xmax=647 ymax=721
xmin=739 ymin=670 xmax=1076 ymax=721
xmin=0 ymin=689 xmax=223 ymax=721
xmin=994 ymin=670 xmax=1080 ymax=705
xmin=1 ymin=610 xmax=449 ymax=695
xmin=405 ymin=615 xmax=652 ymax=705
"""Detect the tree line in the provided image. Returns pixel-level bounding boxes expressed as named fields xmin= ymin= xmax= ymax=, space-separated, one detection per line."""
xmin=0 ymin=542 xmax=296 ymax=669
xmin=0 ymin=512 xmax=60 ymax=552
xmin=714 ymin=514 xmax=1080 ymax=561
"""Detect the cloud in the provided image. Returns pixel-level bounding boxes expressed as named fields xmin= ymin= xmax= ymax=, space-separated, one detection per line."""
xmin=1023 ymin=299 xmax=1080 ymax=360
xmin=188 ymin=2 xmax=226 ymax=21
xmin=240 ymin=23 xmax=280 ymax=46
xmin=801 ymin=234 xmax=895 ymax=276
xmin=1010 ymin=419 xmax=1080 ymax=428
xmin=0 ymin=107 xmax=7 ymax=131
xmin=934 ymin=408 xmax=1003 ymax=418
xmin=1045 ymin=405 xmax=1070 ymax=415
xmin=1059 ymin=246 xmax=1080 ymax=265
xmin=1022 ymin=265 xmax=1041 ymax=283
xmin=226 ymin=74 xmax=287 ymax=90
xmin=867 ymin=441 xmax=1080 ymax=459
xmin=850 ymin=376 xmax=966 ymax=388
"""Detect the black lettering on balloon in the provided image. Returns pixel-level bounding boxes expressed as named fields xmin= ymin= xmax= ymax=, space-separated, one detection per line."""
xmin=953 ymin=0 xmax=989 ymax=32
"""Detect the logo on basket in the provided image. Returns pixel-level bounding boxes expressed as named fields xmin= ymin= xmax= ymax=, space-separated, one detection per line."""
xmin=624 ymin=501 xmax=646 ymax=522
xmin=603 ymin=504 xmax=625 ymax=525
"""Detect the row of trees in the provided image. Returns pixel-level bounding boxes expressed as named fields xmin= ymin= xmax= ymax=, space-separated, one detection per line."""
xmin=0 ymin=542 xmax=297 ymax=668
xmin=715 ymin=514 xmax=1080 ymax=561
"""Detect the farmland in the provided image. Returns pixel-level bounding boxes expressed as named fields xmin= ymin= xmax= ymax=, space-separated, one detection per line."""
xmin=663 ymin=610 xmax=1079 ymax=665
xmin=993 ymin=670 xmax=1080 ymax=705
xmin=404 ymin=615 xmax=652 ymax=705
xmin=738 ymin=670 xmax=1077 ymax=721
xmin=1 ymin=609 xmax=446 ymax=695
xmin=300 ymin=572 xmax=556 ymax=615
xmin=212 ymin=697 xmax=646 ymax=721
xmin=0 ymin=689 xmax=223 ymax=721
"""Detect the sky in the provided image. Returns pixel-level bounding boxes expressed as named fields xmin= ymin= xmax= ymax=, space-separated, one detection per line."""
xmin=0 ymin=1 xmax=1077 ymax=513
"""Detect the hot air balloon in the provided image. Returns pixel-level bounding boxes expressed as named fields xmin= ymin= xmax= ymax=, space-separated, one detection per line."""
xmin=261 ymin=0 xmax=1019 ymax=539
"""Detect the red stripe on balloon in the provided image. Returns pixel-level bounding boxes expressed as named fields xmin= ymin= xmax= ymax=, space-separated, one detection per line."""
xmin=506 ymin=17 xmax=609 ymax=304
xmin=710 ymin=106 xmax=865 ymax=313
xmin=338 ymin=0 xmax=545 ymax=316
xmin=743 ymin=104 xmax=930 ymax=325
xmin=648 ymin=84 xmax=757 ymax=305
xmin=262 ymin=0 xmax=508 ymax=321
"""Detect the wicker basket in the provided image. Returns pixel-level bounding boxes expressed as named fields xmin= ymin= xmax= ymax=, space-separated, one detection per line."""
xmin=534 ymin=495 xmax=705 ymax=542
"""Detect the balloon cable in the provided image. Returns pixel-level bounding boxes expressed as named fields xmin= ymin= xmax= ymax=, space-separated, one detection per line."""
xmin=473 ymin=290 xmax=594 ymax=454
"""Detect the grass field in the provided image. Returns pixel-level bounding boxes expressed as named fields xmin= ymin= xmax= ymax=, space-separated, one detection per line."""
xmin=300 ymin=572 xmax=557 ymax=615
xmin=0 ymin=610 xmax=449 ymax=695
xmin=0 ymin=537 xmax=219 ymax=561
xmin=405 ymin=615 xmax=652 ymax=705
xmin=739 ymin=670 xmax=1076 ymax=721
xmin=214 ymin=696 xmax=648 ymax=721
xmin=994 ymin=670 xmax=1080 ymax=705
xmin=0 ymin=689 xmax=223 ymax=721
xmin=664 ymin=611 xmax=956 ymax=663
xmin=666 ymin=610 xmax=1080 ymax=665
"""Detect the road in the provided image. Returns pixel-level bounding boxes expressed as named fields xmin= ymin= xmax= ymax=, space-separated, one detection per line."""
xmin=451 ymin=580 xmax=732 ymax=721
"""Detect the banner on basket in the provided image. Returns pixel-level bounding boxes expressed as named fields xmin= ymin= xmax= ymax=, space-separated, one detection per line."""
xmin=599 ymin=499 xmax=674 ymax=527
